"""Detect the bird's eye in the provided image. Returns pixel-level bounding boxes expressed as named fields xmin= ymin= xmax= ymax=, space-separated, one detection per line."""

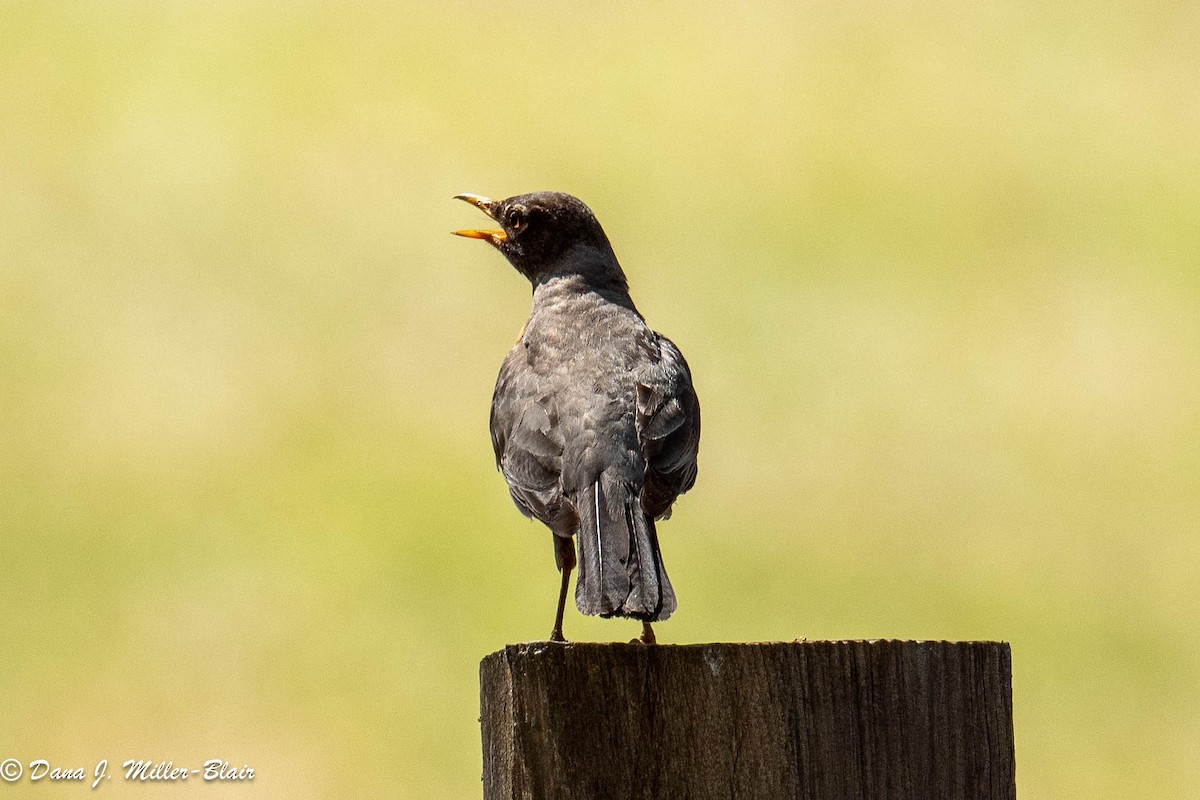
xmin=506 ymin=207 xmax=527 ymax=232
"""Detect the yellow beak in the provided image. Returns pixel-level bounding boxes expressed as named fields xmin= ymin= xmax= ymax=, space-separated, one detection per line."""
xmin=453 ymin=193 xmax=507 ymax=245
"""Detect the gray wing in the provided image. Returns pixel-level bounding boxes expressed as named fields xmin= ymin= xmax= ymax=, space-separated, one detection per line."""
xmin=490 ymin=351 xmax=578 ymax=536
xmin=635 ymin=332 xmax=701 ymax=520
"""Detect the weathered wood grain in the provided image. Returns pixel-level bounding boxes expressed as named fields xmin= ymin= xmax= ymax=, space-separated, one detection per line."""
xmin=480 ymin=640 xmax=1014 ymax=800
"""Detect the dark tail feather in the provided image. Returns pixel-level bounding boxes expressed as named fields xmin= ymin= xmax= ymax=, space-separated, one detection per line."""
xmin=574 ymin=476 xmax=676 ymax=622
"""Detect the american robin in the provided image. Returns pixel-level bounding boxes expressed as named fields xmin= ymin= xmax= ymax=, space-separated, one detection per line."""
xmin=454 ymin=191 xmax=701 ymax=644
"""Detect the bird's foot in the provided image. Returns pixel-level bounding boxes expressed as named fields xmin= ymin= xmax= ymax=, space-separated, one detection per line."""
xmin=549 ymin=626 xmax=567 ymax=644
xmin=637 ymin=622 xmax=657 ymax=645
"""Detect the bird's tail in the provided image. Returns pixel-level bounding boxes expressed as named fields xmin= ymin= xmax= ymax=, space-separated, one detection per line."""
xmin=573 ymin=474 xmax=676 ymax=622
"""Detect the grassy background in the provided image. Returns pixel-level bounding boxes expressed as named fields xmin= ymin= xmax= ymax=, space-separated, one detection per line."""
xmin=2 ymin=2 xmax=1197 ymax=797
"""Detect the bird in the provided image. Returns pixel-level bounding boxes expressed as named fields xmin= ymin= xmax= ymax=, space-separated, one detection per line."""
xmin=454 ymin=191 xmax=700 ymax=644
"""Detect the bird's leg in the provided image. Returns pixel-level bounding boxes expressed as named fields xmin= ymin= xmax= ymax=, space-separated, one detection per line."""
xmin=550 ymin=535 xmax=576 ymax=643
xmin=639 ymin=621 xmax=657 ymax=645
xmin=550 ymin=568 xmax=570 ymax=642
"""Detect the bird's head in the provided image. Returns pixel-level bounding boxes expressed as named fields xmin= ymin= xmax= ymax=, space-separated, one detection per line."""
xmin=453 ymin=191 xmax=623 ymax=287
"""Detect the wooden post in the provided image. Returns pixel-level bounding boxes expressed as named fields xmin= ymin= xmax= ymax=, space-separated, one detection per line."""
xmin=480 ymin=640 xmax=1014 ymax=800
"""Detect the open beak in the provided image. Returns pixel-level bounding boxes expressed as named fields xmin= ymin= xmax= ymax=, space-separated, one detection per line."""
xmin=453 ymin=193 xmax=507 ymax=246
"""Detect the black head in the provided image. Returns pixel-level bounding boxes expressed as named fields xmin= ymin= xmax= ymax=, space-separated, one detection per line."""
xmin=454 ymin=191 xmax=624 ymax=287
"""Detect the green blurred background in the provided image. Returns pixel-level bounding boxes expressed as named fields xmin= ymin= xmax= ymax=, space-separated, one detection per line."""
xmin=2 ymin=2 xmax=1197 ymax=797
